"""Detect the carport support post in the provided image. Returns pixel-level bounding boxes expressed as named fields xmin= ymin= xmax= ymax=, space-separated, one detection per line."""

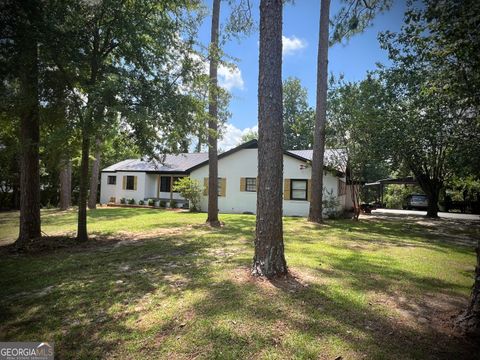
xmin=156 ymin=175 xmax=160 ymax=198
xmin=380 ymin=183 xmax=384 ymax=207
xmin=170 ymin=176 xmax=173 ymax=204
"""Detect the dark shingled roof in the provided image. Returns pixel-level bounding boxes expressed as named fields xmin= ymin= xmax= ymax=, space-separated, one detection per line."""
xmin=102 ymin=153 xmax=209 ymax=173
xmin=102 ymin=140 xmax=346 ymax=174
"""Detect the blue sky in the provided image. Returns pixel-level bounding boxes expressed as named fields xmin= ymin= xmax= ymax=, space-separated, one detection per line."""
xmin=196 ymin=0 xmax=407 ymax=150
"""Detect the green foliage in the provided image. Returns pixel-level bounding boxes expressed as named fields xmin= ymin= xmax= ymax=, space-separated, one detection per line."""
xmin=283 ymin=77 xmax=315 ymax=150
xmin=172 ymin=177 xmax=202 ymax=211
xmin=128 ymin=198 xmax=135 ymax=205
xmin=147 ymin=199 xmax=155 ymax=206
xmin=331 ymin=0 xmax=392 ymax=44
xmin=169 ymin=199 xmax=178 ymax=209
xmin=384 ymin=185 xmax=424 ymax=209
xmin=374 ymin=0 xmax=480 ymax=210
xmin=159 ymin=200 xmax=167 ymax=208
xmin=239 ymin=129 xmax=258 ymax=144
xmin=138 ymin=200 xmax=144 ymax=205
xmin=120 ymin=198 xmax=126 ymax=204
xmin=322 ymin=188 xmax=340 ymax=219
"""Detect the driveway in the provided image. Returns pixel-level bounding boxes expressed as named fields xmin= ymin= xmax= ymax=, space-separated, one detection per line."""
xmin=371 ymin=208 xmax=480 ymax=221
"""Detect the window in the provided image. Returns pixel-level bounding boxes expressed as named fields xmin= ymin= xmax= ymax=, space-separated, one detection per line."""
xmin=338 ymin=179 xmax=346 ymax=196
xmin=126 ymin=176 xmax=135 ymax=190
xmin=291 ymin=179 xmax=308 ymax=200
xmin=245 ymin=178 xmax=256 ymax=192
xmin=107 ymin=176 xmax=116 ymax=185
xmin=217 ymin=177 xmax=222 ymax=196
xmin=160 ymin=176 xmax=171 ymax=192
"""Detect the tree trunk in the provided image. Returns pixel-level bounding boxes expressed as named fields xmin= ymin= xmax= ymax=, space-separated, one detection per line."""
xmin=426 ymin=190 xmax=440 ymax=218
xmin=206 ymin=0 xmax=221 ymax=227
xmin=456 ymin=240 xmax=480 ymax=337
xmin=417 ymin=174 xmax=440 ymax=218
xmin=88 ymin=137 xmax=101 ymax=209
xmin=252 ymin=0 xmax=287 ymax=278
xmin=59 ymin=157 xmax=72 ymax=210
xmin=308 ymin=0 xmax=331 ymax=224
xmin=77 ymin=129 xmax=90 ymax=242
xmin=15 ymin=3 xmax=41 ymax=249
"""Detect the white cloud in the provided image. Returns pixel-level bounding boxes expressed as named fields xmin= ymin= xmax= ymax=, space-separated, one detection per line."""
xmin=219 ymin=124 xmax=258 ymax=151
xmin=187 ymin=53 xmax=244 ymax=91
xmin=282 ymin=35 xmax=308 ymax=56
xmin=218 ymin=65 xmax=245 ymax=91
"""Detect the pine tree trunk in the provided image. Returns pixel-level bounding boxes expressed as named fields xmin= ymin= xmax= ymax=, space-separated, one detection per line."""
xmin=252 ymin=0 xmax=287 ymax=278
xmin=308 ymin=0 xmax=331 ymax=224
xmin=206 ymin=0 xmax=221 ymax=227
xmin=59 ymin=157 xmax=72 ymax=210
xmin=456 ymin=240 xmax=480 ymax=337
xmin=77 ymin=130 xmax=90 ymax=242
xmin=88 ymin=138 xmax=101 ymax=209
xmin=16 ymin=3 xmax=41 ymax=249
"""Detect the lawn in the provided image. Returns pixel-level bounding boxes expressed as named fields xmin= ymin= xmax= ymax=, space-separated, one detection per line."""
xmin=0 ymin=208 xmax=479 ymax=359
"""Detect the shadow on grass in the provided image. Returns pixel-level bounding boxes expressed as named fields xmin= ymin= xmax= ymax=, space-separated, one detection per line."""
xmin=0 ymin=213 xmax=478 ymax=359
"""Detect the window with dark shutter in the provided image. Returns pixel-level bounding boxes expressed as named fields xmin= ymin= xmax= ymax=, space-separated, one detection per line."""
xmin=126 ymin=176 xmax=135 ymax=190
xmin=290 ymin=179 xmax=308 ymax=201
xmin=107 ymin=176 xmax=116 ymax=185
xmin=245 ymin=178 xmax=256 ymax=192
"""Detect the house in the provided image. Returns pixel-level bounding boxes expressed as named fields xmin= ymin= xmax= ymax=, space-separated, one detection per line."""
xmin=100 ymin=139 xmax=351 ymax=217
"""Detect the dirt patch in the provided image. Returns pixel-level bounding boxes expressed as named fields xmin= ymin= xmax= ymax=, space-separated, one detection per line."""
xmin=231 ymin=266 xmax=310 ymax=294
xmin=374 ymin=291 xmax=469 ymax=336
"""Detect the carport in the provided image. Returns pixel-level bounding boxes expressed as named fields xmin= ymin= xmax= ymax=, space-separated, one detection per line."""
xmin=364 ymin=176 xmax=418 ymax=207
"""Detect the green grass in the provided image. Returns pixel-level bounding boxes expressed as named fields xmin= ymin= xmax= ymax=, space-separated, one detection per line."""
xmin=0 ymin=208 xmax=478 ymax=359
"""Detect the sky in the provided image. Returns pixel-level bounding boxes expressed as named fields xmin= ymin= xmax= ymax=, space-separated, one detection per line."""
xmin=196 ymin=0 xmax=407 ymax=150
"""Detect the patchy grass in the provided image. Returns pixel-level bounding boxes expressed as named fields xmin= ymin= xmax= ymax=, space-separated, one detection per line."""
xmin=0 ymin=208 xmax=479 ymax=359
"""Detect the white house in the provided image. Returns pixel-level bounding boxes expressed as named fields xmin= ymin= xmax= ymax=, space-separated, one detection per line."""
xmin=100 ymin=139 xmax=350 ymax=217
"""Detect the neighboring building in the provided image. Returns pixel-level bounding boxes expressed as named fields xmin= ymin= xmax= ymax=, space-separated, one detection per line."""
xmin=100 ymin=139 xmax=349 ymax=217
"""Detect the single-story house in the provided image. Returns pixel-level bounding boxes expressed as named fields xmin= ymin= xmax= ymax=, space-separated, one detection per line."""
xmin=100 ymin=139 xmax=353 ymax=217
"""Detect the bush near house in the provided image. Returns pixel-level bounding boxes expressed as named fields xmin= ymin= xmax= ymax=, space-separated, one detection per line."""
xmin=169 ymin=199 xmax=177 ymax=209
xmin=172 ymin=177 xmax=202 ymax=211
xmin=120 ymin=198 xmax=126 ymax=204
xmin=147 ymin=199 xmax=155 ymax=206
xmin=138 ymin=200 xmax=144 ymax=205
xmin=128 ymin=198 xmax=135 ymax=205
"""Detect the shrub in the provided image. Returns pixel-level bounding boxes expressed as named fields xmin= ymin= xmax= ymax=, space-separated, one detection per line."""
xmin=322 ymin=188 xmax=340 ymax=219
xmin=138 ymin=200 xmax=144 ymax=205
xmin=159 ymin=200 xmax=166 ymax=208
xmin=169 ymin=199 xmax=177 ymax=208
xmin=128 ymin=198 xmax=135 ymax=205
xmin=148 ymin=199 xmax=155 ymax=206
xmin=120 ymin=198 xmax=126 ymax=204
xmin=172 ymin=177 xmax=202 ymax=211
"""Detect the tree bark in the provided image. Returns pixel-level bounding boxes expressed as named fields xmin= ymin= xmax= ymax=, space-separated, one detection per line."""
xmin=15 ymin=2 xmax=42 ymax=249
xmin=88 ymin=137 xmax=101 ymax=209
xmin=252 ymin=0 xmax=287 ymax=278
xmin=456 ymin=240 xmax=480 ymax=337
xmin=77 ymin=128 xmax=90 ymax=242
xmin=417 ymin=174 xmax=441 ymax=218
xmin=308 ymin=0 xmax=331 ymax=224
xmin=59 ymin=157 xmax=72 ymax=210
xmin=206 ymin=0 xmax=221 ymax=227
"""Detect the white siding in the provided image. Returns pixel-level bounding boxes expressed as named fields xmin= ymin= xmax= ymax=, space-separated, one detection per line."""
xmin=100 ymin=172 xmax=146 ymax=204
xmin=100 ymin=148 xmax=346 ymax=216
xmin=190 ymin=148 xmax=345 ymax=217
